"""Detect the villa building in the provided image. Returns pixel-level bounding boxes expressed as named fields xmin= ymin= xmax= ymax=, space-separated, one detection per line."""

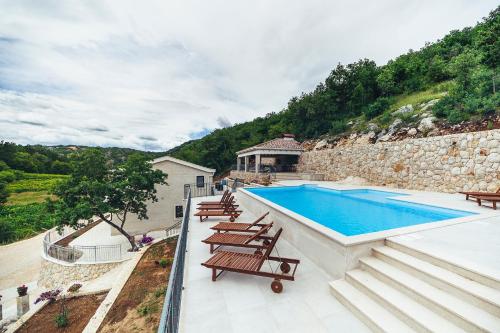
xmin=116 ymin=155 xmax=216 ymax=236
xmin=235 ymin=133 xmax=304 ymax=173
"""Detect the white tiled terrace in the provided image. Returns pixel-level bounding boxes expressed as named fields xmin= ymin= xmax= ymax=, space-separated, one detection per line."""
xmin=179 ymin=183 xmax=500 ymax=332
xmin=179 ymin=195 xmax=371 ymax=333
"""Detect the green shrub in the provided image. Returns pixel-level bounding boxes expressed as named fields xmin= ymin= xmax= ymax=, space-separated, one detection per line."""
xmin=0 ymin=161 xmax=9 ymax=172
xmin=158 ymin=258 xmax=174 ymax=268
xmin=55 ymin=309 xmax=69 ymax=328
xmin=329 ymin=120 xmax=347 ymax=135
xmin=154 ymin=287 xmax=166 ymax=298
xmin=447 ymin=110 xmax=469 ymax=124
xmin=0 ymin=170 xmax=16 ymax=183
xmin=364 ymin=97 xmax=392 ymax=120
xmin=137 ymin=303 xmax=158 ymax=316
xmin=0 ymin=182 xmax=8 ymax=206
xmin=0 ymin=203 xmax=56 ymax=244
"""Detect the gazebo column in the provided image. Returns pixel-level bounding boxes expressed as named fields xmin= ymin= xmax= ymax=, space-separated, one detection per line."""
xmin=255 ymin=154 xmax=261 ymax=174
xmin=244 ymin=156 xmax=249 ymax=172
xmin=236 ymin=157 xmax=241 ymax=171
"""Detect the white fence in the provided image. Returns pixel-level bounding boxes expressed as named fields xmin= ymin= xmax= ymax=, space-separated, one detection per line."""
xmin=42 ymin=223 xmax=129 ymax=264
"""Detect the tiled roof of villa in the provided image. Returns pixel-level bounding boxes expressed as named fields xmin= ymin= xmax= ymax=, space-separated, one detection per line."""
xmin=237 ymin=135 xmax=303 ymax=154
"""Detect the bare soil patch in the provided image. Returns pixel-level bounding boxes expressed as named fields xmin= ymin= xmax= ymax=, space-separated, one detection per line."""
xmin=16 ymin=292 xmax=107 ymax=333
xmin=98 ymin=238 xmax=177 ymax=333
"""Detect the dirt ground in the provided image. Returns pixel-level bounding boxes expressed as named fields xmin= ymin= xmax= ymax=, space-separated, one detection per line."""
xmin=98 ymin=238 xmax=177 ymax=333
xmin=16 ymin=292 xmax=107 ymax=333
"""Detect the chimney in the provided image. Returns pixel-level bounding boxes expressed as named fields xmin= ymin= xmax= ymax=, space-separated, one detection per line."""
xmin=283 ymin=133 xmax=295 ymax=140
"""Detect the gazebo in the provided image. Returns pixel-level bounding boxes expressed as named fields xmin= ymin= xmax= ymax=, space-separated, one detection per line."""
xmin=235 ymin=134 xmax=304 ymax=174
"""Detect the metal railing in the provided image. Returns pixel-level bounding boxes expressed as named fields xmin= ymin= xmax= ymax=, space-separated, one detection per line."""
xmin=158 ymin=189 xmax=192 ymax=333
xmin=42 ymin=224 xmax=128 ymax=264
xmin=184 ymin=182 xmax=224 ymax=199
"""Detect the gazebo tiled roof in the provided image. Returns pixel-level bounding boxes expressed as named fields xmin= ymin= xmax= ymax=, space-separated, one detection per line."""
xmin=237 ymin=134 xmax=303 ymax=154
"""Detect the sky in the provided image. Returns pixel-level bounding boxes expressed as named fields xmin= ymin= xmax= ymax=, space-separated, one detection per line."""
xmin=0 ymin=1 xmax=497 ymax=151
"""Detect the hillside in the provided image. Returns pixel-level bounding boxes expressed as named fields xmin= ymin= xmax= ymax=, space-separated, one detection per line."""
xmin=0 ymin=142 xmax=162 ymax=175
xmin=169 ymin=7 xmax=499 ymax=175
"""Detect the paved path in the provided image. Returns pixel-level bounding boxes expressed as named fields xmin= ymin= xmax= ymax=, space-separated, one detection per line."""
xmin=0 ymin=233 xmax=44 ymax=290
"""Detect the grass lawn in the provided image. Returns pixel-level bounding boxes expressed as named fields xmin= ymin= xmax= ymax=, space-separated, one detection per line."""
xmin=387 ymin=81 xmax=452 ymax=114
xmin=6 ymin=173 xmax=68 ymax=194
xmin=6 ymin=191 xmax=57 ymax=205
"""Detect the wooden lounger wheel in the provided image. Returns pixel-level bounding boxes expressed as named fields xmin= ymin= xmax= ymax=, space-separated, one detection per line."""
xmin=271 ymin=279 xmax=283 ymax=293
xmin=280 ymin=262 xmax=291 ymax=274
xmin=254 ymin=249 xmax=263 ymax=255
xmin=263 ymin=239 xmax=271 ymax=246
xmin=230 ymin=217 xmax=235 ymax=222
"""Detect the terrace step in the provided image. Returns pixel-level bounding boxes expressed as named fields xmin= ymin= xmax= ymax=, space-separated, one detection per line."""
xmin=386 ymin=239 xmax=500 ymax=290
xmin=372 ymin=246 xmax=500 ymax=316
xmin=360 ymin=256 xmax=500 ymax=332
xmin=329 ymin=279 xmax=415 ymax=333
xmin=273 ymin=173 xmax=303 ymax=180
xmin=345 ymin=269 xmax=466 ymax=333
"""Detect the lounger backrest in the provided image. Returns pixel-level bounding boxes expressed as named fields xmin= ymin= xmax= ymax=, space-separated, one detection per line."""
xmin=225 ymin=196 xmax=236 ymax=207
xmin=246 ymin=212 xmax=270 ymax=230
xmin=245 ymin=222 xmax=273 ymax=244
xmin=256 ymin=228 xmax=283 ymax=270
xmin=220 ymin=190 xmax=229 ymax=203
xmin=221 ymin=192 xmax=231 ymax=204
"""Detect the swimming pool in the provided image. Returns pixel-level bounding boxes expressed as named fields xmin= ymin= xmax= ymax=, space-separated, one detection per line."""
xmin=245 ymin=186 xmax=474 ymax=236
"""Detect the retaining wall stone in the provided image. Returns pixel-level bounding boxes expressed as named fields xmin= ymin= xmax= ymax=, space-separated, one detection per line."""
xmin=38 ymin=258 xmax=120 ymax=289
xmin=297 ymin=129 xmax=500 ymax=193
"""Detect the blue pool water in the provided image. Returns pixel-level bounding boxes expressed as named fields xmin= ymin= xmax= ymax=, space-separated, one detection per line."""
xmin=246 ymin=186 xmax=474 ymax=236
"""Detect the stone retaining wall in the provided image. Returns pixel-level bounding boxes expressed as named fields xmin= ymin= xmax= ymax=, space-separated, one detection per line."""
xmin=229 ymin=171 xmax=271 ymax=184
xmin=298 ymin=129 xmax=500 ymax=193
xmin=38 ymin=258 xmax=121 ymax=289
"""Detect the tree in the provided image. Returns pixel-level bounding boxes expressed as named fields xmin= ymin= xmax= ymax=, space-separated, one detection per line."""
xmin=52 ymin=149 xmax=167 ymax=251
xmin=0 ymin=182 xmax=8 ymax=206
xmin=51 ymin=160 xmax=72 ymax=174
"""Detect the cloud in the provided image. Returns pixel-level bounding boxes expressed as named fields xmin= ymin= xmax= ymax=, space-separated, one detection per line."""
xmin=0 ymin=0 xmax=496 ymax=151
xmin=216 ymin=116 xmax=232 ymax=128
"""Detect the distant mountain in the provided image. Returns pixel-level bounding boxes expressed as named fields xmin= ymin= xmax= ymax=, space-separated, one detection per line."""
xmin=0 ymin=142 xmax=164 ymax=174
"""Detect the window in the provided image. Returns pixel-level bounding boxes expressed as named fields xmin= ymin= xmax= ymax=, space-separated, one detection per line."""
xmin=196 ymin=176 xmax=205 ymax=188
xmin=175 ymin=205 xmax=183 ymax=218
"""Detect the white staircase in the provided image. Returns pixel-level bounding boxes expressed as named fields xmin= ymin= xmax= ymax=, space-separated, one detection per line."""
xmin=330 ymin=240 xmax=500 ymax=333
xmin=165 ymin=222 xmax=181 ymax=239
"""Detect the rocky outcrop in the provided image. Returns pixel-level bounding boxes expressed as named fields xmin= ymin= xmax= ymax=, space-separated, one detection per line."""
xmin=297 ymin=129 xmax=500 ymax=193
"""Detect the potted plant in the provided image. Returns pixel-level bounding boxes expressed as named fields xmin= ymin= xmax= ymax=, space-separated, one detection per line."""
xmin=17 ymin=285 xmax=28 ymax=297
xmin=16 ymin=285 xmax=30 ymax=317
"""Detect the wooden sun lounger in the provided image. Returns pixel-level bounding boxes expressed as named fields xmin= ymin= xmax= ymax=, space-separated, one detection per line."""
xmin=475 ymin=196 xmax=499 ymax=210
xmin=459 ymin=188 xmax=500 ymax=201
xmin=197 ymin=196 xmax=238 ymax=210
xmin=194 ymin=207 xmax=242 ymax=222
xmin=202 ymin=228 xmax=300 ymax=293
xmin=198 ymin=190 xmax=230 ymax=206
xmin=210 ymin=212 xmax=270 ymax=233
xmin=202 ymin=222 xmax=273 ymax=253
